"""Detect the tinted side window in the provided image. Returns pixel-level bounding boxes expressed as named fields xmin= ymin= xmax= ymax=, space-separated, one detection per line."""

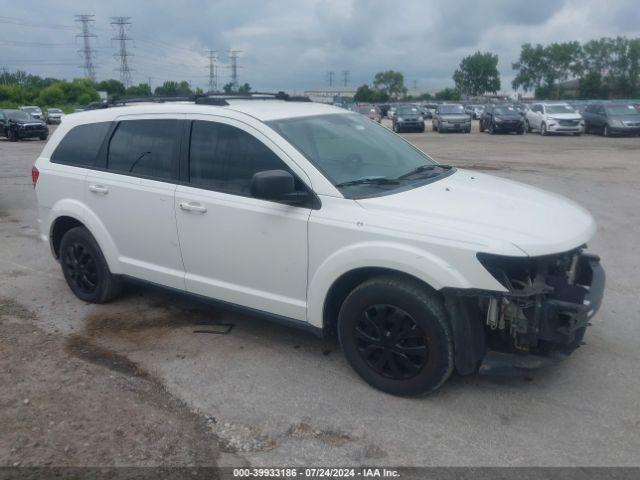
xmin=189 ymin=120 xmax=288 ymax=196
xmin=51 ymin=122 xmax=111 ymax=167
xmin=107 ymin=120 xmax=177 ymax=180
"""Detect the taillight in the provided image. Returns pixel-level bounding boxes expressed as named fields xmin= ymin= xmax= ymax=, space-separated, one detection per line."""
xmin=31 ymin=166 xmax=39 ymax=187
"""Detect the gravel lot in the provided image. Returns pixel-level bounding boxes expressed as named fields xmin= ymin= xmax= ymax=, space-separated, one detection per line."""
xmin=1 ymin=121 xmax=639 ymax=468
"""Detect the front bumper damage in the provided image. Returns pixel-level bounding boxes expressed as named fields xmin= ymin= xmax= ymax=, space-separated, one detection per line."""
xmin=443 ymin=250 xmax=605 ymax=377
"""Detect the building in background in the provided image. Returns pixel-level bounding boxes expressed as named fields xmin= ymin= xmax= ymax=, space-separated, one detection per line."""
xmin=304 ymin=86 xmax=357 ymax=104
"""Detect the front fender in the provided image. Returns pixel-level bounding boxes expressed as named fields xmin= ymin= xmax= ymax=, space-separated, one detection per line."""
xmin=48 ymin=198 xmax=122 ymax=274
xmin=306 ymin=241 xmax=503 ymax=329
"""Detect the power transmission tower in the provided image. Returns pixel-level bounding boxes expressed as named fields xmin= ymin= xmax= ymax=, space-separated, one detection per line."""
xmin=229 ymin=50 xmax=242 ymax=90
xmin=342 ymin=70 xmax=349 ymax=87
xmin=205 ymin=49 xmax=218 ymax=92
xmin=111 ymin=17 xmax=133 ymax=87
xmin=327 ymin=71 xmax=335 ymax=87
xmin=75 ymin=14 xmax=97 ymax=81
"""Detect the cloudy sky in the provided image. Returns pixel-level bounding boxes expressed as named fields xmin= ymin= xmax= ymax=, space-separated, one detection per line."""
xmin=2 ymin=0 xmax=639 ymax=93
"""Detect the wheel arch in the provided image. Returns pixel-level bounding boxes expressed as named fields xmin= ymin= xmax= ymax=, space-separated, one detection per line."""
xmin=48 ymin=200 xmax=122 ymax=274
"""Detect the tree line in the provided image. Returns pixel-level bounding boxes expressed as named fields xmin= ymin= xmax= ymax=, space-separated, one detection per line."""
xmin=0 ymin=71 xmax=252 ymax=111
xmin=355 ymin=36 xmax=639 ymax=103
xmin=512 ymin=37 xmax=640 ymax=99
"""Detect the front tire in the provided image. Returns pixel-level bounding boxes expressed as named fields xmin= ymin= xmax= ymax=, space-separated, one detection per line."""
xmin=540 ymin=122 xmax=548 ymax=136
xmin=59 ymin=226 xmax=122 ymax=303
xmin=603 ymin=124 xmax=611 ymax=137
xmin=338 ymin=275 xmax=454 ymax=396
xmin=479 ymin=121 xmax=485 ymax=133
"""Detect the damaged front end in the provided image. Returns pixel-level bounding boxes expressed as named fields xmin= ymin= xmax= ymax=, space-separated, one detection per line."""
xmin=444 ymin=248 xmax=605 ymax=377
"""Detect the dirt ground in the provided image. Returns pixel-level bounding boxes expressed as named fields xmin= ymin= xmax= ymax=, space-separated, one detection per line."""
xmin=1 ymin=121 xmax=639 ymax=469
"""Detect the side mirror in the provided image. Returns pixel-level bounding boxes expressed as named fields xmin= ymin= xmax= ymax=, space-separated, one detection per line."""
xmin=250 ymin=169 xmax=307 ymax=204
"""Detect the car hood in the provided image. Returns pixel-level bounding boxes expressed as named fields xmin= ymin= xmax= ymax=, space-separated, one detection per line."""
xmin=547 ymin=112 xmax=582 ymax=120
xmin=494 ymin=114 xmax=522 ymax=120
xmin=356 ymin=169 xmax=596 ymax=257
xmin=439 ymin=114 xmax=469 ymax=121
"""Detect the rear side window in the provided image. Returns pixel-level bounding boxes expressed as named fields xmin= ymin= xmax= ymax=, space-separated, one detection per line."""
xmin=107 ymin=120 xmax=177 ymax=180
xmin=189 ymin=120 xmax=287 ymax=196
xmin=51 ymin=122 xmax=111 ymax=166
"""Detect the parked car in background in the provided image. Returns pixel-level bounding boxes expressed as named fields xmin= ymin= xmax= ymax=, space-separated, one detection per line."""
xmin=392 ymin=105 xmax=425 ymax=133
xmin=34 ymin=96 xmax=604 ymax=396
xmin=465 ymin=104 xmax=484 ymax=119
xmin=583 ymin=103 xmax=640 ymax=137
xmin=387 ymin=106 xmax=397 ymax=119
xmin=525 ymin=103 xmax=584 ymax=136
xmin=44 ymin=108 xmax=65 ymax=124
xmin=357 ymin=105 xmax=382 ymax=123
xmin=19 ymin=105 xmax=43 ymax=120
xmin=479 ymin=105 xmax=525 ymax=134
xmin=418 ymin=106 xmax=432 ymax=119
xmin=378 ymin=104 xmax=390 ymax=118
xmin=432 ymin=104 xmax=471 ymax=133
xmin=0 ymin=109 xmax=49 ymax=140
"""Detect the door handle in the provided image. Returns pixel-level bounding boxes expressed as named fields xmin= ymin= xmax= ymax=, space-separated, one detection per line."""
xmin=179 ymin=201 xmax=207 ymax=214
xmin=89 ymin=184 xmax=109 ymax=195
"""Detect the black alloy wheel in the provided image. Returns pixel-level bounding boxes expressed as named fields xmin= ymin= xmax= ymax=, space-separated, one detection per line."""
xmin=63 ymin=242 xmax=99 ymax=295
xmin=354 ymin=304 xmax=428 ymax=380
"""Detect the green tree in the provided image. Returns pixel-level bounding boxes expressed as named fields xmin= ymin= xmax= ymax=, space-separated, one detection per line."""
xmin=125 ymin=83 xmax=152 ymax=96
xmin=154 ymin=81 xmax=192 ymax=96
xmin=238 ymin=83 xmax=252 ymax=94
xmin=453 ymin=51 xmax=501 ymax=96
xmin=373 ymin=70 xmax=406 ymax=99
xmin=434 ymin=88 xmax=461 ymax=101
xmin=96 ymin=79 xmax=126 ymax=97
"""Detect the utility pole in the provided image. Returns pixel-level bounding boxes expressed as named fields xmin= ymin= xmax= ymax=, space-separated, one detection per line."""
xmin=229 ymin=50 xmax=242 ymax=90
xmin=111 ymin=17 xmax=133 ymax=87
xmin=413 ymin=79 xmax=418 ymax=90
xmin=74 ymin=14 xmax=97 ymax=81
xmin=205 ymin=49 xmax=218 ymax=92
xmin=342 ymin=70 xmax=349 ymax=87
xmin=327 ymin=71 xmax=335 ymax=87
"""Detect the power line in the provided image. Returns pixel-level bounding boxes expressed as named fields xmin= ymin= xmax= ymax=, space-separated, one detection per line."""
xmin=205 ymin=49 xmax=218 ymax=92
xmin=111 ymin=16 xmax=133 ymax=87
xmin=74 ymin=14 xmax=97 ymax=81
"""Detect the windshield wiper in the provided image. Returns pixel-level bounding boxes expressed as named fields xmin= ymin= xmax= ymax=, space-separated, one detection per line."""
xmin=397 ymin=164 xmax=451 ymax=180
xmin=335 ymin=177 xmax=400 ymax=188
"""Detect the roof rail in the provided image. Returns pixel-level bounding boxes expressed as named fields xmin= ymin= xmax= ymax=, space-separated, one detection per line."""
xmin=195 ymin=91 xmax=311 ymax=106
xmin=80 ymin=92 xmax=312 ymax=110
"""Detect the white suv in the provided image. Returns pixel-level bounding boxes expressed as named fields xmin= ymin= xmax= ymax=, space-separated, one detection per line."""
xmin=33 ymin=94 xmax=605 ymax=396
xmin=525 ymin=102 xmax=584 ymax=135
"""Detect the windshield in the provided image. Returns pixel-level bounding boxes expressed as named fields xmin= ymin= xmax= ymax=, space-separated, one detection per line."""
xmin=268 ymin=113 xmax=443 ymax=197
xmin=494 ymin=106 xmax=517 ymax=115
xmin=546 ymin=104 xmax=575 ymax=114
xmin=358 ymin=107 xmax=377 ymax=114
xmin=605 ymin=104 xmax=640 ymax=116
xmin=7 ymin=111 xmax=30 ymax=121
xmin=48 ymin=108 xmax=62 ymax=113
xmin=439 ymin=105 xmax=465 ymax=114
xmin=22 ymin=107 xmax=39 ymax=113
xmin=397 ymin=106 xmax=420 ymax=114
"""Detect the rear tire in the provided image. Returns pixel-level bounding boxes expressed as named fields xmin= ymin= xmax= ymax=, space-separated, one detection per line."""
xmin=338 ymin=275 xmax=454 ymax=396
xmin=479 ymin=121 xmax=485 ymax=133
xmin=540 ymin=122 xmax=548 ymax=136
xmin=7 ymin=129 xmax=18 ymax=141
xmin=604 ymin=125 xmax=611 ymax=137
xmin=59 ymin=226 xmax=122 ymax=304
xmin=526 ymin=120 xmax=532 ymax=133
xmin=39 ymin=134 xmax=48 ymax=140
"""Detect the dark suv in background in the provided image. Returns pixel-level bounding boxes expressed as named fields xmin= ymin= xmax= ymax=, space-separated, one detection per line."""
xmin=480 ymin=105 xmax=525 ymax=135
xmin=583 ymin=103 xmax=640 ymax=136
xmin=392 ymin=105 xmax=425 ymax=133
xmin=0 ymin=109 xmax=49 ymax=141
